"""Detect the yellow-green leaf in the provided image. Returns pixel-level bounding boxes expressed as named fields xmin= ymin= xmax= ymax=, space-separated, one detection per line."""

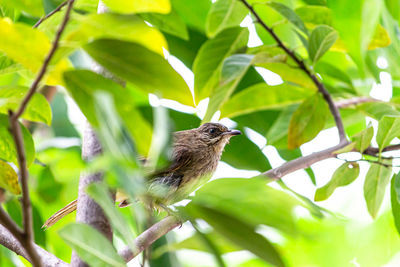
xmin=352 ymin=126 xmax=374 ymax=152
xmin=0 ymin=160 xmax=21 ymax=195
xmin=102 ymin=0 xmax=170 ymax=14
xmin=376 ymin=115 xmax=400 ymax=153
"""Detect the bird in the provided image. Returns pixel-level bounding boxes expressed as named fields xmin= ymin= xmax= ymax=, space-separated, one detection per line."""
xmin=43 ymin=122 xmax=241 ymax=228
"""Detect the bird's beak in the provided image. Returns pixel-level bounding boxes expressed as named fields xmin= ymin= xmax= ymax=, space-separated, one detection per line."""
xmin=222 ymin=130 xmax=242 ymax=136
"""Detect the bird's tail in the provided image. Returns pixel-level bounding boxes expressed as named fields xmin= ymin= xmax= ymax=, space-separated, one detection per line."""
xmin=42 ymin=199 xmax=77 ymax=229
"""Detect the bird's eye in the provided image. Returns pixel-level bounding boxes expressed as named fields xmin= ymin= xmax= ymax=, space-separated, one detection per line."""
xmin=209 ymin=128 xmax=216 ymax=134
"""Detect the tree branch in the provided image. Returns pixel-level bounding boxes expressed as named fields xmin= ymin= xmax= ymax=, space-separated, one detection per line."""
xmin=239 ymin=0 xmax=346 ymax=142
xmin=33 ymin=1 xmax=69 ymax=28
xmin=119 ymin=216 xmax=181 ymax=263
xmin=334 ymin=97 xmax=377 ymax=109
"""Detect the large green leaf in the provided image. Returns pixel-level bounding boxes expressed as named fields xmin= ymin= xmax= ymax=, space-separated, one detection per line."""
xmin=186 ymin=204 xmax=285 ymax=267
xmin=206 ymin=0 xmax=248 ymax=37
xmin=308 ymin=25 xmax=338 ymax=64
xmin=0 ymin=114 xmax=35 ymax=167
xmin=59 ymin=223 xmax=126 ymax=267
xmin=364 ymin=163 xmax=392 ymax=218
xmin=288 ymin=93 xmax=329 ymax=149
xmin=357 ymin=102 xmax=400 ymax=120
xmin=0 ymin=86 xmax=52 ymax=125
xmin=193 ymin=27 xmax=249 ymax=102
xmin=0 ymin=0 xmax=43 ymax=17
xmin=267 ymin=2 xmax=308 ymax=35
xmin=391 ymin=173 xmax=400 ymax=236
xmin=171 ymin=0 xmax=211 ymax=33
xmin=315 ymin=162 xmax=360 ymax=201
xmin=63 ymin=70 xmax=152 ymax=156
xmin=102 ymin=0 xmax=170 ymax=14
xmin=220 ymin=83 xmax=314 ymax=118
xmin=351 ymin=126 xmax=374 ymax=153
xmin=376 ymin=115 xmax=400 ymax=153
xmin=140 ymin=10 xmax=189 ymax=40
xmin=84 ymin=39 xmax=192 ymax=106
xmin=0 ymin=160 xmax=21 ymax=194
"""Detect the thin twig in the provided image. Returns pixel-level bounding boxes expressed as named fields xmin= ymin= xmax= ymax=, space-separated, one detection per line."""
xmin=364 ymin=144 xmax=400 ymax=156
xmin=335 ymin=97 xmax=377 ymax=109
xmin=239 ymin=0 xmax=346 ymax=142
xmin=336 ymin=156 xmax=396 ymax=168
xmin=33 ymin=1 xmax=69 ymax=28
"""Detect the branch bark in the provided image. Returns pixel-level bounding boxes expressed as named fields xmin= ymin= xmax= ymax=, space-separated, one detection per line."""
xmin=33 ymin=1 xmax=69 ymax=28
xmin=239 ymin=0 xmax=346 ymax=142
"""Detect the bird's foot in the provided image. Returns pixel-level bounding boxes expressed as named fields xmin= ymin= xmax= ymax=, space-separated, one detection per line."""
xmin=158 ymin=204 xmax=183 ymax=228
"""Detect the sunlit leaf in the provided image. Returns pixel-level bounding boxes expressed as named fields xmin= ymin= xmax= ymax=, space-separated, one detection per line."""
xmin=351 ymin=126 xmax=373 ymax=152
xmin=288 ymin=93 xmax=329 ymax=149
xmin=85 ymin=39 xmax=193 ymax=106
xmin=0 ymin=160 xmax=20 ymax=194
xmin=171 ymin=0 xmax=211 ymax=33
xmin=295 ymin=5 xmax=332 ymax=26
xmin=141 ymin=10 xmax=189 ymax=40
xmin=376 ymin=115 xmax=400 ymax=153
xmin=206 ymin=0 xmax=248 ymax=37
xmin=391 ymin=173 xmax=400 ymax=236
xmin=315 ymin=162 xmax=360 ymax=201
xmin=0 ymin=114 xmax=35 ymax=167
xmin=267 ymin=2 xmax=308 ymax=35
xmin=0 ymin=0 xmax=43 ymax=17
xmin=364 ymin=163 xmax=392 ymax=218
xmin=59 ymin=223 xmax=126 ymax=267
xmin=308 ymin=25 xmax=338 ymax=64
xmin=357 ymin=102 xmax=400 ymax=120
xmin=102 ymin=0 xmax=170 ymax=14
xmin=0 ymin=86 xmax=52 ymax=125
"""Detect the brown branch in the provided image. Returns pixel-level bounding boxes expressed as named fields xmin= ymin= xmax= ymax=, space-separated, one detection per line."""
xmin=119 ymin=216 xmax=181 ymax=262
xmin=364 ymin=144 xmax=400 ymax=155
xmin=33 ymin=1 xmax=69 ymax=28
xmin=239 ymin=0 xmax=346 ymax=142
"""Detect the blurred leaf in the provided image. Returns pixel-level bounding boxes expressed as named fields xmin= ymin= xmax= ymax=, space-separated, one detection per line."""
xmin=50 ymin=93 xmax=79 ymax=137
xmin=288 ymin=93 xmax=329 ymax=149
xmin=37 ymin=166 xmax=63 ymax=203
xmin=357 ymin=102 xmax=400 ymax=120
xmin=267 ymin=2 xmax=308 ymax=35
xmin=308 ymin=25 xmax=338 ymax=64
xmin=206 ymin=0 xmax=248 ymax=37
xmin=102 ymin=0 xmax=170 ymax=14
xmin=63 ymin=70 xmax=152 ymax=156
xmin=203 ymin=54 xmax=253 ymax=121
xmin=193 ymin=27 xmax=248 ymax=102
xmin=171 ymin=0 xmax=211 ymax=33
xmin=0 ymin=86 xmax=52 ymax=125
xmin=32 ymin=203 xmax=46 ymax=247
xmin=220 ymin=83 xmax=314 ymax=118
xmin=391 ymin=173 xmax=400 ymax=236
xmin=221 ymin=129 xmax=271 ymax=172
xmin=59 ymin=223 xmax=126 ymax=267
xmin=86 ymin=182 xmax=137 ymax=253
xmin=141 ymin=10 xmax=188 ymax=40
xmin=368 ymin=24 xmax=391 ymax=50
xmin=85 ymin=39 xmax=192 ymax=106
xmin=351 ymin=126 xmax=373 ymax=152
xmin=315 ymin=162 xmax=360 ymax=201
xmin=0 ymin=160 xmax=20 ymax=194
xmin=385 ymin=0 xmax=400 ymax=23
xmin=0 ymin=18 xmax=69 ymax=85
xmin=186 ymin=204 xmax=285 ymax=267
xmin=364 ymin=163 xmax=392 ymax=218
xmin=295 ymin=5 xmax=332 ymax=26
xmin=266 ymin=105 xmax=298 ymax=148
xmin=0 ymin=0 xmax=43 ymax=17
xmin=376 ymin=115 xmax=400 ymax=153
xmin=0 ymin=114 xmax=35 ymax=167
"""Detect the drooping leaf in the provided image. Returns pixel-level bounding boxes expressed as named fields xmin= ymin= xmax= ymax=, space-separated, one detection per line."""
xmin=0 ymin=114 xmax=35 ymax=167
xmin=193 ymin=27 xmax=249 ymax=102
xmin=0 ymin=86 xmax=52 ymax=125
xmin=102 ymin=0 xmax=170 ymax=14
xmin=220 ymin=83 xmax=314 ymax=118
xmin=59 ymin=223 xmax=126 ymax=267
xmin=364 ymin=163 xmax=392 ymax=218
xmin=351 ymin=126 xmax=374 ymax=152
xmin=376 ymin=115 xmax=400 ymax=153
xmin=315 ymin=162 xmax=360 ymax=201
xmin=0 ymin=160 xmax=21 ymax=194
xmin=140 ymin=10 xmax=189 ymax=40
xmin=84 ymin=39 xmax=193 ymax=106
xmin=391 ymin=173 xmax=400 ymax=236
xmin=308 ymin=25 xmax=338 ymax=64
xmin=267 ymin=2 xmax=308 ymax=35
xmin=206 ymin=0 xmax=248 ymax=37
xmin=186 ymin=203 xmax=285 ymax=267
xmin=287 ymin=93 xmax=330 ymax=149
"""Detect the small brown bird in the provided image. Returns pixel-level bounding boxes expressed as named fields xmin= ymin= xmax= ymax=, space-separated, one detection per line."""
xmin=43 ymin=123 xmax=241 ymax=228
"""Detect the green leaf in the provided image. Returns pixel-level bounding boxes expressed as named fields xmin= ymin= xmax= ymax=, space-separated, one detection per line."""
xmin=0 ymin=0 xmax=43 ymax=17
xmin=84 ymin=39 xmax=193 ymax=106
xmin=308 ymin=25 xmax=338 ymax=64
xmin=0 ymin=160 xmax=21 ymax=194
xmin=376 ymin=115 xmax=400 ymax=153
xmin=102 ymin=0 xmax=170 ymax=14
xmin=357 ymin=102 xmax=400 ymax=120
xmin=220 ymin=83 xmax=314 ymax=118
xmin=206 ymin=0 xmax=248 ymax=37
xmin=391 ymin=173 xmax=400 ymax=236
xmin=140 ymin=10 xmax=189 ymax=40
xmin=364 ymin=163 xmax=392 ymax=218
xmin=63 ymin=70 xmax=152 ymax=156
xmin=186 ymin=204 xmax=285 ymax=267
xmin=171 ymin=0 xmax=211 ymax=33
xmin=203 ymin=54 xmax=253 ymax=122
xmin=193 ymin=27 xmax=249 ymax=102
xmin=288 ymin=93 xmax=330 ymax=149
xmin=315 ymin=162 xmax=360 ymax=201
xmin=267 ymin=2 xmax=308 ymax=35
xmin=0 ymin=86 xmax=52 ymax=125
xmin=295 ymin=5 xmax=332 ymax=26
xmin=0 ymin=114 xmax=35 ymax=167
xmin=86 ymin=182 xmax=137 ymax=253
xmin=351 ymin=126 xmax=374 ymax=152
xmin=59 ymin=223 xmax=126 ymax=267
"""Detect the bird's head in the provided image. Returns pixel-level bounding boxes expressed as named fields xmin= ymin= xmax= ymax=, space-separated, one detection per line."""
xmin=196 ymin=123 xmax=241 ymax=150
